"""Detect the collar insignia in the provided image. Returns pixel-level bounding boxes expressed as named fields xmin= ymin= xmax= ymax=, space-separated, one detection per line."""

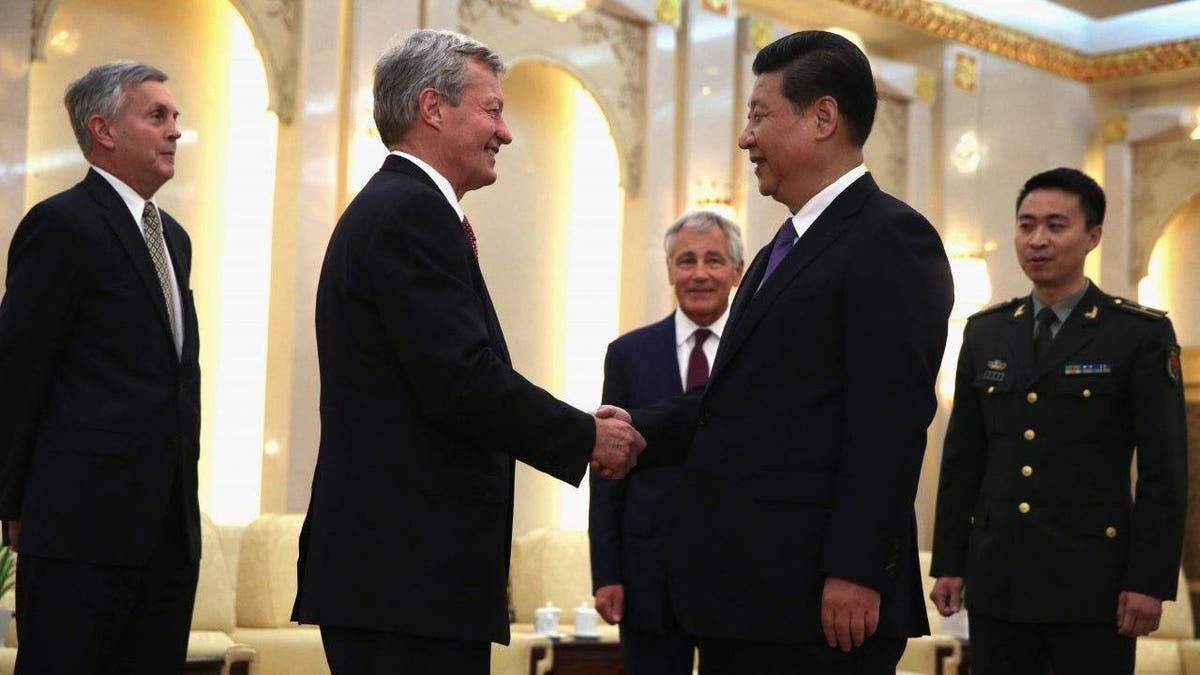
xmin=1083 ymin=305 xmax=1099 ymax=320
xmin=1013 ymin=304 xmax=1026 ymax=318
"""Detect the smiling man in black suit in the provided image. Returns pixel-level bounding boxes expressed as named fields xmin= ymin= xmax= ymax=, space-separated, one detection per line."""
xmin=0 ymin=61 xmax=201 ymax=674
xmin=291 ymin=29 xmax=644 ymax=675
xmin=620 ymin=31 xmax=954 ymax=674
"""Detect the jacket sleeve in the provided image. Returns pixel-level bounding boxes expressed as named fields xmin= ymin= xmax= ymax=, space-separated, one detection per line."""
xmin=0 ymin=202 xmax=85 ymax=519
xmin=589 ymin=341 xmax=629 ymax=591
xmin=819 ymin=213 xmax=954 ymax=591
xmin=366 ymin=194 xmax=594 ymax=487
xmin=1123 ymin=318 xmax=1188 ymax=599
xmin=929 ymin=322 xmax=988 ymax=578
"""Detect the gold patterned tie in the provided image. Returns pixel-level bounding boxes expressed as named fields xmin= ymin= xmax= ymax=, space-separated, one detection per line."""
xmin=141 ymin=201 xmax=177 ymax=342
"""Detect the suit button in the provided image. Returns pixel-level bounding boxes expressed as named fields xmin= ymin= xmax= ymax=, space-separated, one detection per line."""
xmin=1023 ymin=429 xmax=1036 ymax=441
xmin=1105 ymin=526 xmax=1117 ymax=538
xmin=1082 ymin=389 xmax=1092 ymax=398
xmin=1018 ymin=502 xmax=1030 ymax=514
xmin=1026 ymin=391 xmax=1038 ymax=403
xmin=1021 ymin=465 xmax=1033 ymax=477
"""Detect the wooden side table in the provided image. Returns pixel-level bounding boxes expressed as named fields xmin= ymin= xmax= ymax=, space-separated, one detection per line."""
xmin=530 ymin=636 xmax=623 ymax=675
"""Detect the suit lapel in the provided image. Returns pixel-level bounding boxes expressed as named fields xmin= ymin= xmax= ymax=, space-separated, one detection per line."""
xmin=710 ymin=174 xmax=875 ymax=385
xmin=653 ymin=314 xmax=684 ymax=395
xmin=84 ymin=170 xmax=177 ymax=348
xmin=381 ymin=156 xmax=513 ymax=364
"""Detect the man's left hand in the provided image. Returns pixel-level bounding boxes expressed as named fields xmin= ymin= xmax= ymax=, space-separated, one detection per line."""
xmin=821 ymin=576 xmax=880 ymax=652
xmin=1117 ymin=591 xmax=1162 ymax=637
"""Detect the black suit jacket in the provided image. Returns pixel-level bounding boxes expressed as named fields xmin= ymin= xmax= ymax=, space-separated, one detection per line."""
xmin=930 ymin=283 xmax=1187 ymax=623
xmin=589 ymin=313 xmax=685 ymax=631
xmin=292 ymin=155 xmax=595 ymax=645
xmin=0 ymin=169 xmax=201 ymax=565
xmin=633 ymin=174 xmax=953 ymax=643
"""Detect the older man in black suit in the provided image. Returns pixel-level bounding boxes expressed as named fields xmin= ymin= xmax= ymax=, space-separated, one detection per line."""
xmin=291 ymin=29 xmax=643 ymax=675
xmin=0 ymin=62 xmax=201 ymax=674
xmin=622 ymin=31 xmax=954 ymax=674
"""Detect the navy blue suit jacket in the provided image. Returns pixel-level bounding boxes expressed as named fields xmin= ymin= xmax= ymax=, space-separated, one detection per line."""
xmin=0 ymin=169 xmax=201 ymax=565
xmin=633 ymin=174 xmax=953 ymax=643
xmin=589 ymin=313 xmax=684 ymax=631
xmin=293 ymin=155 xmax=594 ymax=645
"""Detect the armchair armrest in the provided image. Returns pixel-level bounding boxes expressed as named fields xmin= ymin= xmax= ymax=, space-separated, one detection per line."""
xmin=491 ymin=627 xmax=553 ymax=675
xmin=897 ymin=634 xmax=963 ymax=675
xmin=1177 ymin=638 xmax=1200 ymax=675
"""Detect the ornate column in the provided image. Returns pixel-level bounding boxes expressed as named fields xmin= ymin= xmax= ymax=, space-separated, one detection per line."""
xmin=0 ymin=1 xmax=33 ymax=285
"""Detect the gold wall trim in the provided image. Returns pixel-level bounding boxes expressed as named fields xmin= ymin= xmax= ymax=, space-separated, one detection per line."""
xmin=834 ymin=0 xmax=1200 ymax=83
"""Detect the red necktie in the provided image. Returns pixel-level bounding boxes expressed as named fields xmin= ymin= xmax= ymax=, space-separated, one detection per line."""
xmin=686 ymin=328 xmax=712 ymax=391
xmin=461 ymin=216 xmax=479 ymax=260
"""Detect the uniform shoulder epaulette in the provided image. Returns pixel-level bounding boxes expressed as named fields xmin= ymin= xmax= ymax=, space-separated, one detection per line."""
xmin=1109 ymin=296 xmax=1168 ymax=320
xmin=968 ymin=297 xmax=1021 ymax=320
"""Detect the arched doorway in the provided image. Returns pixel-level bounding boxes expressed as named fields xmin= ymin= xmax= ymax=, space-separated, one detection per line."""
xmin=26 ymin=0 xmax=279 ymax=524
xmin=461 ymin=59 xmax=624 ymax=535
xmin=1139 ymin=194 xmax=1200 ymax=628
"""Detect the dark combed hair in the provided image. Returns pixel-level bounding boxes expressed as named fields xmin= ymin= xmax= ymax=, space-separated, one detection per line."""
xmin=1016 ymin=168 xmax=1106 ymax=229
xmin=752 ymin=30 xmax=877 ymax=147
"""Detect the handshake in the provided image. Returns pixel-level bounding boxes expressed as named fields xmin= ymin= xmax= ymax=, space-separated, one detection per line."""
xmin=590 ymin=405 xmax=645 ymax=480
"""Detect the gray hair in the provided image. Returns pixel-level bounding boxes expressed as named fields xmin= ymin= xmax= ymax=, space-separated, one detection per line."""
xmin=374 ymin=29 xmax=505 ymax=147
xmin=663 ymin=211 xmax=745 ymax=265
xmin=64 ymin=61 xmax=169 ymax=155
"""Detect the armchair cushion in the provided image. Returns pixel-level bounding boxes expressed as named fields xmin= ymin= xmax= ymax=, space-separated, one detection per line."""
xmin=192 ymin=512 xmax=237 ymax=633
xmin=237 ymin=514 xmax=306 ymax=628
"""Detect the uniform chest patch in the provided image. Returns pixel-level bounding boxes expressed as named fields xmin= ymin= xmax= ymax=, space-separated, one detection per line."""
xmin=1064 ymin=363 xmax=1112 ymax=375
xmin=1168 ymin=347 xmax=1181 ymax=384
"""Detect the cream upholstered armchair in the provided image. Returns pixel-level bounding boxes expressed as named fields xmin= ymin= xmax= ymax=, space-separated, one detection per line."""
xmin=188 ymin=511 xmax=259 ymax=674
xmin=492 ymin=528 xmax=620 ymax=675
xmin=895 ymin=551 xmax=964 ymax=675
xmin=1135 ymin=568 xmax=1200 ymax=675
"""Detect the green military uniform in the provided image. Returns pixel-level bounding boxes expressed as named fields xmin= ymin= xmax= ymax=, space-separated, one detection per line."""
xmin=931 ymin=281 xmax=1187 ymax=623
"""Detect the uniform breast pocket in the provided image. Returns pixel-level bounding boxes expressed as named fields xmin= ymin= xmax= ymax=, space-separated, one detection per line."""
xmin=1055 ymin=374 xmax=1121 ymax=430
xmin=972 ymin=373 xmax=1013 ymax=434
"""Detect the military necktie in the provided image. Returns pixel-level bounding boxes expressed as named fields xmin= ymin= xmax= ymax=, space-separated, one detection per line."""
xmin=685 ymin=328 xmax=712 ymax=391
xmin=461 ymin=216 xmax=479 ymax=260
xmin=142 ymin=201 xmax=177 ymax=343
xmin=1033 ymin=307 xmax=1056 ymax=361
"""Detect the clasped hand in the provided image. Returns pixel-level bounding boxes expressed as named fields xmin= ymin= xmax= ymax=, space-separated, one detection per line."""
xmin=590 ymin=405 xmax=644 ymax=480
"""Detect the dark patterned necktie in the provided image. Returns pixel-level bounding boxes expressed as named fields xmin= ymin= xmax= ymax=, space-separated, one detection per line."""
xmin=685 ymin=328 xmax=712 ymax=391
xmin=461 ymin=216 xmax=479 ymax=260
xmin=1033 ymin=307 xmax=1056 ymax=361
xmin=141 ymin=201 xmax=177 ymax=342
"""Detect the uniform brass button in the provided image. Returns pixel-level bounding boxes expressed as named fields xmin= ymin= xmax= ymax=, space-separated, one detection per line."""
xmin=1114 ymin=298 xmax=1123 ymax=305
xmin=1082 ymin=389 xmax=1092 ymax=398
xmin=987 ymin=385 xmax=995 ymax=394
xmin=1026 ymin=391 xmax=1038 ymax=403
xmin=1018 ymin=502 xmax=1030 ymax=514
xmin=1105 ymin=526 xmax=1117 ymax=538
xmin=1021 ymin=465 xmax=1033 ymax=477
xmin=1023 ymin=429 xmax=1036 ymax=441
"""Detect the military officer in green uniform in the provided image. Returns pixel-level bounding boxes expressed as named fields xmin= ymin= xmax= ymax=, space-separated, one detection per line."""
xmin=929 ymin=167 xmax=1188 ymax=675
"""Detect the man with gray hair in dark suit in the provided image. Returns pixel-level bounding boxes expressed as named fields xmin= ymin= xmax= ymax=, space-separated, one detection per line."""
xmin=0 ymin=61 xmax=201 ymax=674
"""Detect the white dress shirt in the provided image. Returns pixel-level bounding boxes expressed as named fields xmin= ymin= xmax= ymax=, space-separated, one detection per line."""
xmin=782 ymin=164 xmax=868 ymax=244
xmin=391 ymin=151 xmax=464 ymax=221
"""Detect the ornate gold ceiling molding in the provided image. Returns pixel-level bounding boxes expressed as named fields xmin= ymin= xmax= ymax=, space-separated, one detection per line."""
xmin=835 ymin=0 xmax=1200 ymax=82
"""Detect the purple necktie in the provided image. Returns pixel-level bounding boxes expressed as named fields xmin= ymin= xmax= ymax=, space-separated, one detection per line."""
xmin=759 ymin=217 xmax=797 ymax=287
xmin=685 ymin=328 xmax=711 ymax=391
